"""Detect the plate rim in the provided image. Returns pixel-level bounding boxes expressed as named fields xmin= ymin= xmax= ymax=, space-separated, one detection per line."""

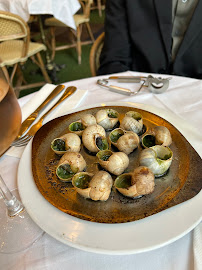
xmin=17 ymin=101 xmax=202 ymax=255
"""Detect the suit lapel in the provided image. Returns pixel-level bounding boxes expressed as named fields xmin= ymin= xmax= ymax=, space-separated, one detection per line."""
xmin=176 ymin=0 xmax=202 ymax=59
xmin=154 ymin=0 xmax=172 ymax=61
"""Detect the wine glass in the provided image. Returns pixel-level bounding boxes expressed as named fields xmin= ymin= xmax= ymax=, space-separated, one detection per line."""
xmin=0 ymin=66 xmax=43 ymax=254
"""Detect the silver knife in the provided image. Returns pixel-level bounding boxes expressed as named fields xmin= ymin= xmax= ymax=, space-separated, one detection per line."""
xmin=16 ymin=84 xmax=65 ymax=138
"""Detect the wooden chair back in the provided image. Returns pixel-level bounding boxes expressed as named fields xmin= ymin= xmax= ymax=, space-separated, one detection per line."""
xmin=0 ymin=11 xmax=51 ymax=97
xmin=89 ymin=32 xmax=104 ymax=76
xmin=0 ymin=11 xmax=30 ymax=59
xmin=80 ymin=0 xmax=94 ymax=18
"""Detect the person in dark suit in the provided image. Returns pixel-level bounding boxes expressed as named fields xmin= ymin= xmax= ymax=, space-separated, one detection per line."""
xmin=98 ymin=0 xmax=202 ymax=79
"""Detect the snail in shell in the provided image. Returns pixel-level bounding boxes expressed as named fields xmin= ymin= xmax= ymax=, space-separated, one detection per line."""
xmin=72 ymin=171 xmax=113 ymax=201
xmin=72 ymin=172 xmax=93 ymax=199
xmin=68 ymin=121 xmax=85 ymax=136
xmin=96 ymin=150 xmax=129 ymax=176
xmin=68 ymin=113 xmax=96 ymax=136
xmin=109 ymin=128 xmax=139 ymax=154
xmin=82 ymin=124 xmax=108 ymax=153
xmin=95 ymin=109 xmax=119 ymax=130
xmin=139 ymin=145 xmax=173 ymax=177
xmin=51 ymin=133 xmax=81 ymax=155
xmin=120 ymin=111 xmax=143 ymax=134
xmin=114 ymin=166 xmax=155 ymax=198
xmin=80 ymin=113 xmax=97 ymax=127
xmin=56 ymin=152 xmax=86 ymax=182
xmin=141 ymin=126 xmax=172 ymax=148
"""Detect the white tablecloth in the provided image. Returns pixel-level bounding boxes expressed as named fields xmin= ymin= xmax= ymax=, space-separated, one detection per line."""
xmin=0 ymin=71 xmax=201 ymax=270
xmin=0 ymin=0 xmax=80 ymax=29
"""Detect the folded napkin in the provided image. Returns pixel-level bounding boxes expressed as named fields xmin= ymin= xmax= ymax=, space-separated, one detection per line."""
xmin=6 ymin=84 xmax=87 ymax=158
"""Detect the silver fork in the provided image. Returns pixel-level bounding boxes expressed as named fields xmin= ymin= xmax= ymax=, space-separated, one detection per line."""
xmin=12 ymin=86 xmax=77 ymax=147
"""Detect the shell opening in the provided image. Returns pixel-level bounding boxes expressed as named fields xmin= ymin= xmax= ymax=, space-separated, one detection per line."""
xmin=73 ymin=174 xmax=91 ymax=189
xmin=142 ymin=135 xmax=156 ymax=148
xmin=109 ymin=129 xmax=124 ymax=143
xmin=57 ymin=164 xmax=78 ymax=180
xmin=107 ymin=109 xmax=118 ymax=118
xmin=96 ymin=136 xmax=108 ymax=151
xmin=127 ymin=111 xmax=142 ymax=121
xmin=155 ymin=147 xmax=172 ymax=161
xmin=69 ymin=122 xmax=85 ymax=132
xmin=115 ymin=174 xmax=131 ymax=188
xmin=97 ymin=150 xmax=112 ymax=161
xmin=51 ymin=139 xmax=66 ymax=151
xmin=159 ymin=153 xmax=172 ymax=160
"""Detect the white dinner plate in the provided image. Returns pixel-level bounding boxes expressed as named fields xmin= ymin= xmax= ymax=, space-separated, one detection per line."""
xmin=18 ymin=102 xmax=202 ymax=255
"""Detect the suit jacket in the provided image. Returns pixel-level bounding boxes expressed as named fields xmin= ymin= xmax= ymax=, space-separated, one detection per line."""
xmin=98 ymin=0 xmax=202 ymax=79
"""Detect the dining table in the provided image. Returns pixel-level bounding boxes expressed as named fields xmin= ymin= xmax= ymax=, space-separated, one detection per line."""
xmin=0 ymin=71 xmax=201 ymax=270
xmin=0 ymin=0 xmax=81 ymax=30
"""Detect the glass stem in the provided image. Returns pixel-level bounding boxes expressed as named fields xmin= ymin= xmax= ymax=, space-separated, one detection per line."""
xmin=0 ymin=174 xmax=24 ymax=217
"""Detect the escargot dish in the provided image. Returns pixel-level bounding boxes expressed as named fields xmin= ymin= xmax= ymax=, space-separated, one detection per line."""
xmin=114 ymin=166 xmax=155 ymax=198
xmin=69 ymin=114 xmax=97 ymax=136
xmin=80 ymin=113 xmax=97 ymax=127
xmin=72 ymin=172 xmax=93 ymax=199
xmin=139 ymin=145 xmax=173 ymax=177
xmin=120 ymin=111 xmax=143 ymax=134
xmin=95 ymin=109 xmax=119 ymax=130
xmin=32 ymin=104 xmax=202 ymax=224
xmin=69 ymin=120 xmax=85 ymax=136
xmin=82 ymin=124 xmax=108 ymax=153
xmin=72 ymin=171 xmax=113 ymax=201
xmin=96 ymin=150 xmax=129 ymax=175
xmin=142 ymin=126 xmax=172 ymax=148
xmin=51 ymin=133 xmax=81 ymax=154
xmin=109 ymin=128 xmax=139 ymax=154
xmin=56 ymin=152 xmax=86 ymax=181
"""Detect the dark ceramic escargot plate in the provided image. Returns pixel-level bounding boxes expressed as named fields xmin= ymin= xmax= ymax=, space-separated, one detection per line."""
xmin=32 ymin=106 xmax=202 ymax=223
